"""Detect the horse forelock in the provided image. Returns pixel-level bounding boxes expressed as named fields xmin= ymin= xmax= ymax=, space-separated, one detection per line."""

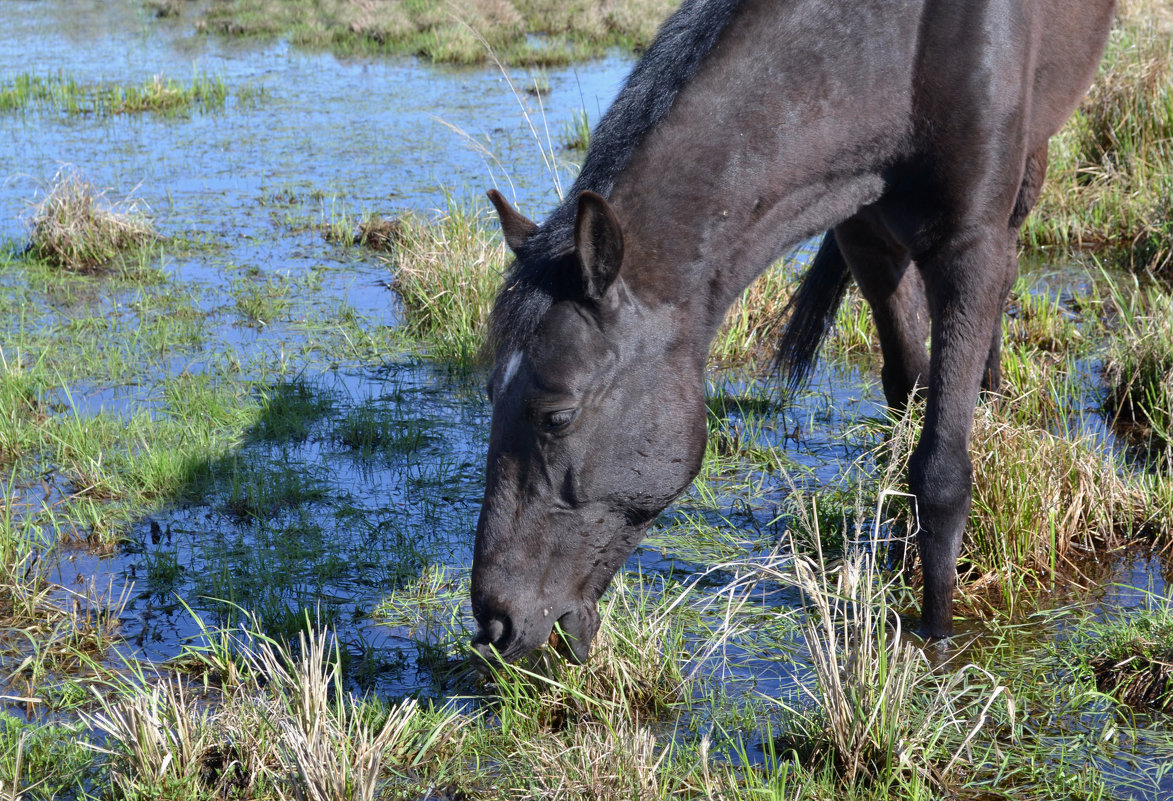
xmin=486 ymin=0 xmax=742 ymax=363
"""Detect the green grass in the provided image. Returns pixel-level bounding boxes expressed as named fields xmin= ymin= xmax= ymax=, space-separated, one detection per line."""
xmin=381 ymin=202 xmax=506 ymax=364
xmin=562 ymin=107 xmax=591 ymax=150
xmin=1100 ymin=272 xmax=1173 ymax=458
xmin=0 ymin=70 xmax=236 ymax=115
xmin=190 ymin=0 xmax=680 ymax=65
xmin=81 ymin=621 xmax=464 ymax=800
xmin=1026 ymin=1 xmax=1173 ymax=271
xmin=804 ymin=386 xmax=1173 ymax=624
xmin=722 ymin=541 xmax=1014 ymax=795
xmin=1061 ymin=596 xmax=1173 ymax=712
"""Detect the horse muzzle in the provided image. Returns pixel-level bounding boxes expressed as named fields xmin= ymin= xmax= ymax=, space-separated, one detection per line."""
xmin=470 ymin=599 xmax=601 ymax=667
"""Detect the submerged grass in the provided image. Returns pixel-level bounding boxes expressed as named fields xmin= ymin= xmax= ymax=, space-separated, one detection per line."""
xmin=191 ymin=0 xmax=679 ymax=65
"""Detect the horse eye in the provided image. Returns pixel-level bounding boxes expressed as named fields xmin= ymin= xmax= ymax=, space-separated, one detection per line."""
xmin=543 ymin=408 xmax=579 ymax=432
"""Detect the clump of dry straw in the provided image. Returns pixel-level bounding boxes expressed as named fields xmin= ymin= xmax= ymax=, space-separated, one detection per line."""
xmin=27 ymin=168 xmax=157 ymax=272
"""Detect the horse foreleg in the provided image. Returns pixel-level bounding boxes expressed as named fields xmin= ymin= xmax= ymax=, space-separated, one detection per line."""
xmin=912 ymin=226 xmax=1015 ymax=638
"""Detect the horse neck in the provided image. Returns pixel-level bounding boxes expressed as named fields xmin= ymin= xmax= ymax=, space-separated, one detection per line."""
xmin=602 ymin=0 xmax=920 ymax=344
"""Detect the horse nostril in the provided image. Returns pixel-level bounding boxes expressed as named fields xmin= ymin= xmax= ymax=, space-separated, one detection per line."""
xmin=474 ymin=612 xmax=512 ymax=651
xmin=485 ymin=616 xmax=506 ymax=644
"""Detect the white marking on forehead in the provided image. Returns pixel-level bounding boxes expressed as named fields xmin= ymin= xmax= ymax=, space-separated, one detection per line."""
xmin=501 ymin=350 xmax=523 ymax=392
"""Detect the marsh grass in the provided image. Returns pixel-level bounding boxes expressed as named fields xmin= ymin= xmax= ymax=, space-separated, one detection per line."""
xmin=862 ymin=396 xmax=1171 ymax=619
xmin=1101 ymin=273 xmax=1173 ymax=457
xmin=195 ymin=0 xmax=678 ymax=65
xmin=710 ymin=260 xmax=800 ymax=367
xmin=26 ymin=170 xmax=158 ymax=274
xmin=375 ymin=563 xmax=469 ymax=638
xmin=706 ymin=521 xmax=1015 ymax=796
xmin=0 ymin=70 xmax=233 ymax=116
xmin=562 ymin=108 xmax=592 ymax=151
xmin=232 ymin=274 xmax=293 ymax=327
xmin=1026 ymin=4 xmax=1173 ymax=270
xmin=382 ymin=203 xmax=506 ymax=363
xmin=83 ymin=621 xmax=464 ymax=800
xmin=1003 ymin=278 xmax=1091 ymax=355
xmin=0 ymin=714 xmax=92 ymax=800
xmin=334 ymin=408 xmax=434 ymax=459
xmin=479 ymin=573 xmax=695 ymax=733
xmin=1 ymin=478 xmax=129 ymax=694
xmin=1082 ymin=597 xmax=1173 ymax=711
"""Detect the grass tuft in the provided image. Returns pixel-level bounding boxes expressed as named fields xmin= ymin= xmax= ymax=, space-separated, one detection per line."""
xmin=381 ymin=202 xmax=506 ymax=363
xmin=482 ymin=573 xmax=694 ymax=733
xmin=25 ymin=170 xmax=158 ymax=273
xmin=715 ymin=531 xmax=1014 ymax=794
xmin=1086 ymin=599 xmax=1173 ymax=711
xmin=84 ymin=619 xmax=465 ymax=800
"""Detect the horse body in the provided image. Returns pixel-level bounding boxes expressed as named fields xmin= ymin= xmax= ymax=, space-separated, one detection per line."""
xmin=472 ymin=0 xmax=1115 ymax=663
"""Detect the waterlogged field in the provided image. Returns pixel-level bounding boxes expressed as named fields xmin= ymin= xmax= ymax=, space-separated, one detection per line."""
xmin=2 ymin=2 xmax=1173 ymax=800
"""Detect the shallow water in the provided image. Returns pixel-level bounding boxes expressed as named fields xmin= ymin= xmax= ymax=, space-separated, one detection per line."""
xmin=2 ymin=4 xmax=1172 ymax=798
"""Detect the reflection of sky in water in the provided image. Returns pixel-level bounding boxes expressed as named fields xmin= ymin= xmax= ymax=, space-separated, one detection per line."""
xmin=1 ymin=0 xmax=629 ymax=245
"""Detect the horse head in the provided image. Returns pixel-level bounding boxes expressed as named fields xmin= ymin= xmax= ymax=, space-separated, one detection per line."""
xmin=470 ymin=190 xmax=708 ymax=664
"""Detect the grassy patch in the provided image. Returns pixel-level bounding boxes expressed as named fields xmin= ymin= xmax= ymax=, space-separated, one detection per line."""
xmin=562 ymin=107 xmax=592 ymax=151
xmin=1085 ymin=600 xmax=1173 ymax=711
xmin=0 ymin=70 xmax=237 ymax=115
xmin=719 ymin=542 xmax=1013 ymax=795
xmin=84 ymin=622 xmax=463 ymax=800
xmin=828 ymin=393 xmax=1172 ymax=622
xmin=381 ymin=202 xmax=506 ymax=364
xmin=1101 ymin=273 xmax=1173 ymax=458
xmin=709 ymin=259 xmax=800 ymax=368
xmin=191 ymin=0 xmax=679 ymax=65
xmin=333 ymin=400 xmax=436 ymax=460
xmin=25 ymin=170 xmax=159 ymax=274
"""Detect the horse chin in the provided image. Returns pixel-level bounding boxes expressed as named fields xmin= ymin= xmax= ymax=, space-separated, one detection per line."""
xmin=554 ymin=604 xmax=601 ymax=664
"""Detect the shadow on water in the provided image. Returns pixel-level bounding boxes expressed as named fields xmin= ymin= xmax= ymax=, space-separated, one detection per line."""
xmin=37 ymin=364 xmax=491 ymax=699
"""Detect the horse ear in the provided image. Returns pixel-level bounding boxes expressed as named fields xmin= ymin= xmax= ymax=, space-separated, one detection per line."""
xmin=573 ymin=191 xmax=624 ymax=300
xmin=487 ymin=189 xmax=538 ymax=254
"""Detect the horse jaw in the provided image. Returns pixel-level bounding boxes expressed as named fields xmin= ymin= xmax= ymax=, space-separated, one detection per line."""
xmin=554 ymin=604 xmax=602 ymax=664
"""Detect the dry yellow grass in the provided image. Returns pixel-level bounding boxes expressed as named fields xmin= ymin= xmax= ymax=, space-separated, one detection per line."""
xmin=26 ymin=169 xmax=157 ymax=272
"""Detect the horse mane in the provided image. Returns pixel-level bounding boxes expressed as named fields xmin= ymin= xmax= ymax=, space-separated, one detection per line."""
xmin=487 ymin=0 xmax=742 ymax=359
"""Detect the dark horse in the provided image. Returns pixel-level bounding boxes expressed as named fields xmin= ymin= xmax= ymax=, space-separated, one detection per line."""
xmin=471 ymin=0 xmax=1115 ymax=662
